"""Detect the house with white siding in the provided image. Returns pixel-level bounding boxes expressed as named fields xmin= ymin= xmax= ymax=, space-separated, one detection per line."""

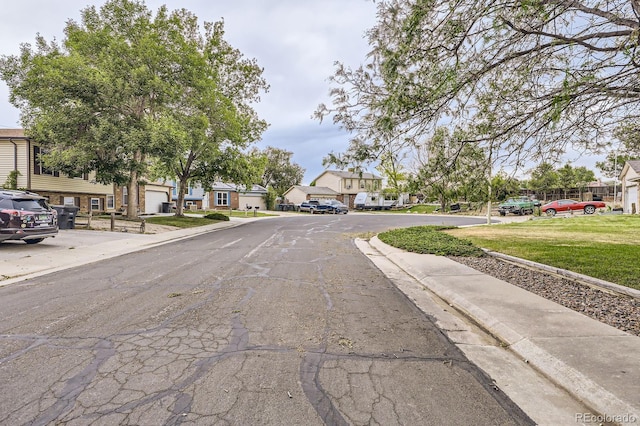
xmin=620 ymin=160 xmax=640 ymax=214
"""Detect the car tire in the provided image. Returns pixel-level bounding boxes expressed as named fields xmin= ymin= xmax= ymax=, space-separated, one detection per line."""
xmin=25 ymin=238 xmax=44 ymax=244
xmin=584 ymin=205 xmax=596 ymax=215
xmin=546 ymin=209 xmax=556 ymax=216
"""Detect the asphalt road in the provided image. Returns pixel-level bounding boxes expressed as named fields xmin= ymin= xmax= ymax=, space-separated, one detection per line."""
xmin=0 ymin=214 xmax=533 ymax=425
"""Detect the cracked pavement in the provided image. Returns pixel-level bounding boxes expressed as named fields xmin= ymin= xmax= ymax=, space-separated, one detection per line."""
xmin=0 ymin=215 xmax=532 ymax=425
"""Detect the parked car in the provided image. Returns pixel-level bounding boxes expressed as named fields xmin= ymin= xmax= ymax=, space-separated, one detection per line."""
xmin=298 ymin=200 xmax=329 ymax=214
xmin=299 ymin=201 xmax=315 ymax=213
xmin=497 ymin=197 xmax=539 ymax=216
xmin=541 ymin=199 xmax=606 ymax=216
xmin=0 ymin=189 xmax=58 ymax=244
xmin=321 ymin=199 xmax=349 ymax=214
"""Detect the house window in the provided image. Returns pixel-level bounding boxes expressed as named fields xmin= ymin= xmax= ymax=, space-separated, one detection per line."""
xmin=216 ymin=191 xmax=229 ymax=206
xmin=63 ymin=197 xmax=78 ymax=206
xmin=90 ymin=198 xmax=101 ymax=211
xmin=33 ymin=146 xmax=59 ymax=177
xmin=122 ymin=187 xmax=128 ymax=206
xmin=107 ymin=195 xmax=114 ymax=209
xmin=360 ymin=181 xmax=365 ymax=189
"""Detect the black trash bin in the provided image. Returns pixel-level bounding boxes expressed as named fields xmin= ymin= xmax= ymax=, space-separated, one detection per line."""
xmin=64 ymin=205 xmax=79 ymax=229
xmin=52 ymin=205 xmax=79 ymax=229
xmin=161 ymin=202 xmax=173 ymax=213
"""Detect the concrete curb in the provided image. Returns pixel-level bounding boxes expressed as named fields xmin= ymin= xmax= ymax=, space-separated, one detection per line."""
xmin=367 ymin=236 xmax=639 ymax=424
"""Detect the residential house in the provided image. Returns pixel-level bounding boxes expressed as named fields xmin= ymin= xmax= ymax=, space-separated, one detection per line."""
xmin=0 ymin=129 xmax=171 ymax=214
xmin=208 ymin=182 xmax=268 ymax=211
xmin=169 ymin=181 xmax=209 ymax=210
xmin=285 ymin=170 xmax=383 ymax=207
xmin=0 ymin=129 xmax=114 ymax=213
xmin=283 ymin=185 xmax=340 ymax=206
xmin=115 ymin=181 xmax=173 ymax=215
xmin=620 ymin=160 xmax=640 ymax=214
xmin=235 ymin=184 xmax=268 ymax=211
xmin=167 ymin=180 xmax=268 ymax=211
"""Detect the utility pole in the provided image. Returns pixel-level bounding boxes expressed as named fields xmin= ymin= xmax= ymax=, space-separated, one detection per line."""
xmin=613 ymin=153 xmax=618 ymax=205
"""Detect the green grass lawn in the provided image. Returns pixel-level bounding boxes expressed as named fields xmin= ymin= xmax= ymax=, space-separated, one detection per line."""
xmin=182 ymin=209 xmax=276 ymax=218
xmin=379 ymin=204 xmax=440 ymax=214
xmin=445 ymin=215 xmax=640 ymax=290
xmin=143 ymin=215 xmax=222 ymax=228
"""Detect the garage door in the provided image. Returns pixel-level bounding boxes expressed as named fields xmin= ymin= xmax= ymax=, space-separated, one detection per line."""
xmin=145 ymin=190 xmax=168 ymax=214
xmin=239 ymin=195 xmax=266 ymax=211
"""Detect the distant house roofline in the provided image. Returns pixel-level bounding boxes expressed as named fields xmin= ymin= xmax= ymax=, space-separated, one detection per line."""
xmin=312 ymin=169 xmax=382 ymax=182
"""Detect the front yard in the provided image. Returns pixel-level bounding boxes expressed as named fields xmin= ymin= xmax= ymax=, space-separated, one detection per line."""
xmin=445 ymin=215 xmax=640 ymax=290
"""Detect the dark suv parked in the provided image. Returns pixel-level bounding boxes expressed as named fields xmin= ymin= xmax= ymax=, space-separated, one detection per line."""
xmin=0 ymin=189 xmax=58 ymax=244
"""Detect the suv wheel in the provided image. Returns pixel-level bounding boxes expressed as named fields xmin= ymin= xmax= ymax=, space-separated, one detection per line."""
xmin=25 ymin=238 xmax=45 ymax=244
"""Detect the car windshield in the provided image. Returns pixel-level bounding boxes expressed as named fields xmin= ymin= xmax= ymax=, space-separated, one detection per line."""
xmin=9 ymin=199 xmax=48 ymax=211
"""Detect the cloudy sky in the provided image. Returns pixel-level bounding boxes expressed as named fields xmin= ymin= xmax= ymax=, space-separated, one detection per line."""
xmin=0 ymin=0 xmax=378 ymax=184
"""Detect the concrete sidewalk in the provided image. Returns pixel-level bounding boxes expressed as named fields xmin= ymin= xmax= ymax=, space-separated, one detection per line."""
xmin=364 ymin=236 xmax=639 ymax=426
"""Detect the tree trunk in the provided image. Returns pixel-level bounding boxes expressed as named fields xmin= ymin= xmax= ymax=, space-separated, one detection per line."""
xmin=175 ymin=178 xmax=188 ymax=217
xmin=126 ymin=170 xmax=139 ymax=218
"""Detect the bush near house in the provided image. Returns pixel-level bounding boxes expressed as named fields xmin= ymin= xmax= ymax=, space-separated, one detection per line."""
xmin=204 ymin=212 xmax=230 ymax=221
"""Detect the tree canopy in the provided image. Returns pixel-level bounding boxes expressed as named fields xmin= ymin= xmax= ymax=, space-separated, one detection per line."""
xmin=316 ymin=0 xmax=640 ymax=174
xmin=254 ymin=146 xmax=305 ymax=198
xmin=0 ymin=0 xmax=268 ymax=217
xmin=148 ymin=18 xmax=269 ymax=216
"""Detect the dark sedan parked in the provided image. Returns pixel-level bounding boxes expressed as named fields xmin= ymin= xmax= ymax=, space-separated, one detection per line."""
xmin=0 ymin=189 xmax=58 ymax=244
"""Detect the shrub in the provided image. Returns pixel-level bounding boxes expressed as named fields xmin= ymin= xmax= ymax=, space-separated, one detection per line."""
xmin=204 ymin=212 xmax=230 ymax=221
xmin=378 ymin=225 xmax=485 ymax=257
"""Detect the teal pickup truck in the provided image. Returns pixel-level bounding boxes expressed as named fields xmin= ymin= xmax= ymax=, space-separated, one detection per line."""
xmin=497 ymin=197 xmax=540 ymax=216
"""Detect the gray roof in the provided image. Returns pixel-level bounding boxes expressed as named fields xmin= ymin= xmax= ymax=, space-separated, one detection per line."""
xmin=289 ymin=185 xmax=339 ymax=196
xmin=236 ymin=184 xmax=268 ymax=194
xmin=210 ymin=182 xmax=267 ymax=193
xmin=627 ymin=160 xmax=640 ymax=172
xmin=317 ymin=170 xmax=382 ymax=180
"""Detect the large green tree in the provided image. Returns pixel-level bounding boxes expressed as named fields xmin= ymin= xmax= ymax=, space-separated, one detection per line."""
xmin=557 ymin=164 xmax=576 ymax=198
xmin=1 ymin=0 xmax=176 ymax=217
xmin=316 ymin=0 xmax=640 ymax=174
xmin=596 ymin=123 xmax=640 ymax=179
xmin=413 ymin=127 xmax=487 ymax=211
xmin=1 ymin=0 xmax=268 ymax=218
xmin=149 ymin=18 xmax=269 ymax=216
xmin=254 ymin=146 xmax=304 ymax=199
xmin=528 ymin=163 xmax=558 ymax=201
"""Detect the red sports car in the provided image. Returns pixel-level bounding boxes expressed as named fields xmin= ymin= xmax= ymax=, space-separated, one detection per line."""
xmin=540 ymin=199 xmax=606 ymax=216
